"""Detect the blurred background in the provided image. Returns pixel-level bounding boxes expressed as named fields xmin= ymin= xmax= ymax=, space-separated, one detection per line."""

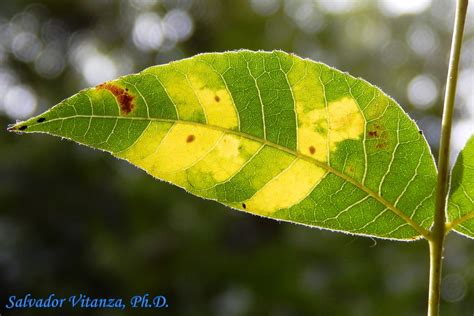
xmin=0 ymin=0 xmax=473 ymax=315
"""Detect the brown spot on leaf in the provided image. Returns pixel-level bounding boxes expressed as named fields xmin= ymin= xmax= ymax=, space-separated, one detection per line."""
xmin=37 ymin=117 xmax=46 ymax=123
xmin=369 ymin=123 xmax=391 ymax=151
xmin=97 ymin=83 xmax=134 ymax=114
xmin=186 ymin=135 xmax=195 ymax=143
xmin=309 ymin=146 xmax=316 ymax=155
xmin=19 ymin=125 xmax=28 ymax=130
xmin=214 ymin=95 xmax=220 ymax=102
xmin=242 ymin=203 xmax=246 ymax=209
xmin=419 ymin=130 xmax=423 ymax=135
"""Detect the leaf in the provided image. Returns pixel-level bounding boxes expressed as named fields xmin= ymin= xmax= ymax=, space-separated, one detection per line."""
xmin=8 ymin=50 xmax=437 ymax=240
xmin=447 ymin=135 xmax=474 ymax=238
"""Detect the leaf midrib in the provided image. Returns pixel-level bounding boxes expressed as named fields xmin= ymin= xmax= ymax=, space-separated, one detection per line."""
xmin=26 ymin=114 xmax=431 ymax=238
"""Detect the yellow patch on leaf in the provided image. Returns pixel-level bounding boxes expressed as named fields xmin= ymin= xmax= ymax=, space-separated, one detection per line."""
xmin=189 ymin=82 xmax=239 ymax=129
xmin=150 ymin=124 xmax=223 ymax=174
xmin=243 ymin=159 xmax=326 ymax=215
xmin=145 ymin=69 xmax=205 ymax=121
xmin=298 ymin=97 xmax=364 ymax=161
xmin=117 ymin=122 xmax=223 ymax=177
xmin=186 ymin=135 xmax=262 ymax=189
xmin=118 ymin=122 xmax=260 ymax=191
xmin=115 ymin=121 xmax=171 ymax=158
xmin=327 ymin=97 xmax=365 ymax=144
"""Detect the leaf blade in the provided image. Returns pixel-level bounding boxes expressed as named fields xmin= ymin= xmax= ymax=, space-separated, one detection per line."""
xmin=9 ymin=50 xmax=437 ymax=240
xmin=448 ymin=135 xmax=474 ymax=238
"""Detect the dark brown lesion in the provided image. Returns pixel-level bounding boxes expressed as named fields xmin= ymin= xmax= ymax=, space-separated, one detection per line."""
xmin=242 ymin=203 xmax=246 ymax=209
xmin=368 ymin=123 xmax=391 ymax=151
xmin=37 ymin=117 xmax=46 ymax=123
xmin=214 ymin=95 xmax=220 ymax=102
xmin=368 ymin=130 xmax=378 ymax=137
xmin=96 ymin=83 xmax=134 ymax=115
xmin=309 ymin=146 xmax=316 ymax=155
xmin=186 ymin=135 xmax=195 ymax=143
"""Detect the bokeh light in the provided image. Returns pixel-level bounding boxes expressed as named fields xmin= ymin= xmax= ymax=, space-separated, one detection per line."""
xmin=133 ymin=12 xmax=164 ymax=51
xmin=317 ymin=0 xmax=358 ymax=15
xmin=162 ymin=9 xmax=194 ymax=42
xmin=407 ymin=74 xmax=439 ymax=110
xmin=69 ymin=35 xmax=119 ymax=86
xmin=3 ymin=84 xmax=37 ymax=119
xmin=213 ymin=287 xmax=252 ymax=316
xmin=379 ymin=0 xmax=432 ymax=17
xmin=0 ymin=68 xmax=17 ymax=106
xmin=34 ymin=44 xmax=65 ymax=79
xmin=11 ymin=32 xmax=42 ymax=63
xmin=441 ymin=274 xmax=467 ymax=302
xmin=458 ymin=68 xmax=474 ymax=114
xmin=284 ymin=0 xmax=325 ymax=34
xmin=407 ymin=22 xmax=439 ymax=56
xmin=82 ymin=54 xmax=118 ymax=86
xmin=250 ymin=0 xmax=280 ymax=16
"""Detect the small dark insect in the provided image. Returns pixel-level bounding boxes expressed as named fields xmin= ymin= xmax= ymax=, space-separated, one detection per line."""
xmin=419 ymin=131 xmax=423 ymax=135
xmin=242 ymin=203 xmax=247 ymax=209
xmin=37 ymin=117 xmax=46 ymax=123
xmin=19 ymin=125 xmax=27 ymax=130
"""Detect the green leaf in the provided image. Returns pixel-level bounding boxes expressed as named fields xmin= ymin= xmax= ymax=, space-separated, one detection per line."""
xmin=8 ymin=50 xmax=437 ymax=240
xmin=447 ymin=135 xmax=474 ymax=238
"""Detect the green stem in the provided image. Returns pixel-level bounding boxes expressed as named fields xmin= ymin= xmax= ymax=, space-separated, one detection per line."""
xmin=428 ymin=0 xmax=469 ymax=315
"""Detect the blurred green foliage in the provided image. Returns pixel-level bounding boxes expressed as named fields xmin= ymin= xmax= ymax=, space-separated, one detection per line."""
xmin=0 ymin=0 xmax=473 ymax=315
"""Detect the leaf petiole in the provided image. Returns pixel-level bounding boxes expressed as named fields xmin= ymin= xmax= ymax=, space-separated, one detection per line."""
xmin=427 ymin=0 xmax=469 ymax=315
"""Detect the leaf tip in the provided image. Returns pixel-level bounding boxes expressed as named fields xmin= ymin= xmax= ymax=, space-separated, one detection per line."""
xmin=7 ymin=122 xmax=27 ymax=133
xmin=7 ymin=115 xmax=50 ymax=134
